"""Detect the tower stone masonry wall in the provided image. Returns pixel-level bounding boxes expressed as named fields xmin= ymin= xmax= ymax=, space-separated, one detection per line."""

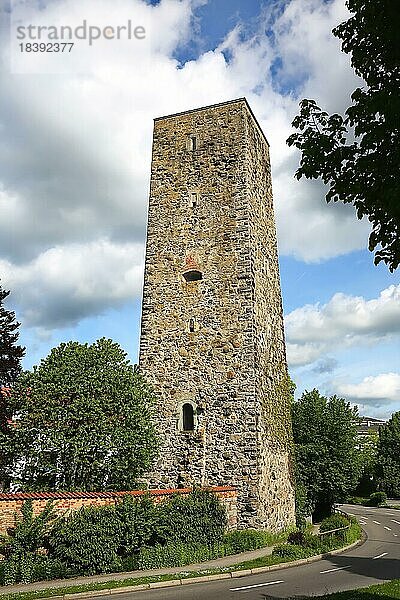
xmin=139 ymin=98 xmax=295 ymax=531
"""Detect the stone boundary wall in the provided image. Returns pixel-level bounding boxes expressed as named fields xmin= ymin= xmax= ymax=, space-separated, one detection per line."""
xmin=0 ymin=486 xmax=237 ymax=534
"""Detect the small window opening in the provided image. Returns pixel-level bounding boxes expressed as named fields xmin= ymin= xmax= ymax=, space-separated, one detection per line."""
xmin=183 ymin=403 xmax=194 ymax=431
xmin=189 ymin=318 xmax=195 ymax=332
xmin=188 ymin=135 xmax=197 ymax=151
xmin=190 ymin=192 xmax=198 ymax=208
xmin=183 ymin=270 xmax=202 ymax=282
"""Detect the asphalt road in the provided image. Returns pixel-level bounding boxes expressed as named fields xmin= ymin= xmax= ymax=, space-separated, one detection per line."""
xmin=97 ymin=505 xmax=400 ymax=599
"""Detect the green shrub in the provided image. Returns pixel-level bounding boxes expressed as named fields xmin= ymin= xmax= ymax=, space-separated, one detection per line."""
xmin=30 ymin=557 xmax=77 ymax=582
xmin=287 ymin=530 xmax=308 ymax=546
xmin=343 ymin=521 xmax=362 ymax=545
xmin=295 ymin=483 xmax=311 ymax=531
xmin=0 ymin=500 xmax=56 ymax=585
xmin=115 ymin=494 xmax=160 ymax=556
xmin=223 ymin=529 xmax=276 ymax=554
xmin=272 ymin=543 xmax=310 ymax=560
xmin=126 ymin=541 xmax=225 ymax=571
xmin=346 ymin=496 xmax=368 ymax=505
xmin=43 ymin=490 xmax=227 ymax=577
xmin=157 ymin=489 xmax=227 ymax=546
xmin=368 ymin=491 xmax=387 ymax=506
xmin=319 ymin=514 xmax=349 ymax=532
xmin=47 ymin=505 xmax=122 ymax=575
xmin=304 ymin=532 xmax=325 ymax=551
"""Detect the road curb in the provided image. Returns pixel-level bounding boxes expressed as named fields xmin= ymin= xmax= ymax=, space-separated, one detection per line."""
xmin=32 ymin=533 xmax=366 ymax=600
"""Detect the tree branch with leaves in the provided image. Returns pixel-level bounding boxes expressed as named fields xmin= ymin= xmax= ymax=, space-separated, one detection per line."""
xmin=287 ymin=0 xmax=400 ymax=271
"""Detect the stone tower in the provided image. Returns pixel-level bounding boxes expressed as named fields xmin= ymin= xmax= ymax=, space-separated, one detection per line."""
xmin=139 ymin=98 xmax=295 ymax=530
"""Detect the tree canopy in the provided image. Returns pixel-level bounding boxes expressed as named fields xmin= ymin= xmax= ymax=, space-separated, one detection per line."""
xmin=0 ymin=282 xmax=25 ymax=490
xmin=292 ymin=389 xmax=360 ymax=519
xmin=5 ymin=338 xmax=158 ymax=491
xmin=376 ymin=411 xmax=400 ymax=497
xmin=287 ymin=0 xmax=400 ymax=272
xmin=354 ymin=428 xmax=379 ymax=496
xmin=0 ymin=283 xmax=25 ymax=389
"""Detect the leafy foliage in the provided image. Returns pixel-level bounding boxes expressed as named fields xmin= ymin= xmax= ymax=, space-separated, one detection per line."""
xmin=0 ymin=283 xmax=25 ymax=490
xmin=287 ymin=529 xmax=308 ymax=546
xmin=157 ymin=489 xmax=227 ymax=546
xmin=126 ymin=541 xmax=224 ymax=571
xmin=272 ymin=543 xmax=310 ymax=560
xmin=223 ymin=529 xmax=285 ymax=554
xmin=287 ymin=0 xmax=400 ymax=271
xmin=292 ymin=389 xmax=360 ymax=519
xmin=273 ymin=516 xmax=360 ymax=560
xmin=6 ymin=338 xmax=158 ymax=491
xmin=46 ymin=490 xmax=227 ymax=578
xmin=354 ymin=429 xmax=379 ymax=496
xmin=294 ymin=482 xmax=312 ymax=530
xmin=115 ymin=495 xmax=160 ymax=556
xmin=0 ymin=283 xmax=25 ymax=389
xmin=319 ymin=513 xmax=349 ymax=533
xmin=48 ymin=504 xmax=123 ymax=575
xmin=0 ymin=500 xmax=55 ymax=584
xmin=368 ymin=491 xmax=387 ymax=506
xmin=376 ymin=411 xmax=400 ymax=496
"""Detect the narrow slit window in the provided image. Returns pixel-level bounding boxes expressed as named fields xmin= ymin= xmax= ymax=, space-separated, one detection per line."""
xmin=188 ymin=135 xmax=197 ymax=151
xmin=190 ymin=192 xmax=198 ymax=208
xmin=183 ymin=403 xmax=194 ymax=431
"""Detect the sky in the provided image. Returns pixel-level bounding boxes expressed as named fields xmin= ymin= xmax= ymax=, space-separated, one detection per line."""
xmin=0 ymin=0 xmax=399 ymax=419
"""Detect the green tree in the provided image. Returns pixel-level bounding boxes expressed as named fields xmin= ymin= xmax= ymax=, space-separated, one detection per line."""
xmin=354 ymin=429 xmax=379 ymax=496
xmin=0 ymin=282 xmax=25 ymax=388
xmin=292 ymin=389 xmax=360 ymax=519
xmin=6 ymin=338 xmax=158 ymax=491
xmin=0 ymin=282 xmax=25 ymax=490
xmin=376 ymin=411 xmax=400 ymax=497
xmin=287 ymin=0 xmax=400 ymax=272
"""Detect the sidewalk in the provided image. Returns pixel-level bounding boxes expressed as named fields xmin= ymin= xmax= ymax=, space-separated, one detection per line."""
xmin=0 ymin=545 xmax=275 ymax=594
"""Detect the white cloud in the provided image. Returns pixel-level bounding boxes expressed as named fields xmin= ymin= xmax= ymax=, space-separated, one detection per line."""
xmin=286 ymin=285 xmax=400 ymax=367
xmin=335 ymin=373 xmax=400 ymax=405
xmin=0 ymin=240 xmax=144 ymax=329
xmin=0 ymin=0 xmax=372 ymax=330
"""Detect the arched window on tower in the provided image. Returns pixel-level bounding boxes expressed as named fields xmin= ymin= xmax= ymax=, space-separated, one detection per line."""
xmin=182 ymin=403 xmax=194 ymax=431
xmin=183 ymin=255 xmax=202 ymax=282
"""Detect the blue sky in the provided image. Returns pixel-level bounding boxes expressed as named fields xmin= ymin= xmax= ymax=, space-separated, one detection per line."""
xmin=1 ymin=0 xmax=399 ymax=419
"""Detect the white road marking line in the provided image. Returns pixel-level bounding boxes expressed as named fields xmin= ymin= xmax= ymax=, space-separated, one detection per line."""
xmin=373 ymin=520 xmax=381 ymax=524
xmin=373 ymin=552 xmax=388 ymax=560
xmin=230 ymin=580 xmax=284 ymax=591
xmin=384 ymin=526 xmax=392 ymax=531
xmin=320 ymin=566 xmax=350 ymax=574
xmin=391 ymin=519 xmax=400 ymax=525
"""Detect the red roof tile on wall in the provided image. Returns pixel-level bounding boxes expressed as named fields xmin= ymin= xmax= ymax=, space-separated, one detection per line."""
xmin=0 ymin=486 xmax=236 ymax=502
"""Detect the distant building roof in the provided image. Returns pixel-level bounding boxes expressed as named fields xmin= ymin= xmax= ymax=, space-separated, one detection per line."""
xmin=357 ymin=416 xmax=386 ymax=437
